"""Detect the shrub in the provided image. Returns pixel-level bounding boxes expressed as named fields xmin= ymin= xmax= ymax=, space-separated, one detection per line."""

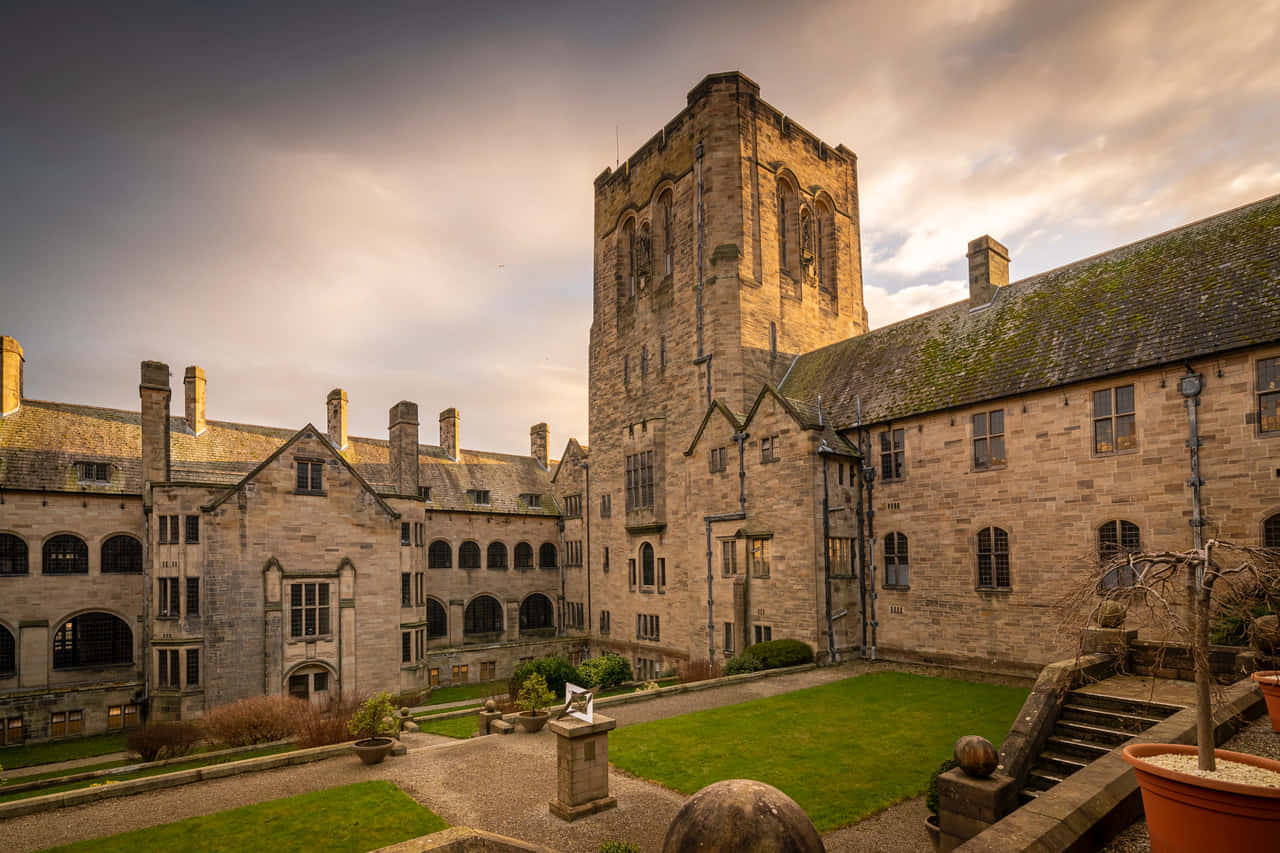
xmin=204 ymin=695 xmax=304 ymax=747
xmin=723 ymin=653 xmax=763 ymax=675
xmin=127 ymin=721 xmax=202 ymax=762
xmin=517 ymin=673 xmax=557 ymax=714
xmin=295 ymin=696 xmax=361 ymax=747
xmin=577 ymin=654 xmax=633 ymax=689
xmin=677 ymin=658 xmax=721 ymax=684
xmin=348 ymin=692 xmax=399 ymax=741
xmin=742 ymin=638 xmax=814 ymax=670
xmin=926 ymin=758 xmax=959 ymax=815
xmin=600 ymin=843 xmax=640 ymax=853
xmin=508 ymin=655 xmax=580 ymax=701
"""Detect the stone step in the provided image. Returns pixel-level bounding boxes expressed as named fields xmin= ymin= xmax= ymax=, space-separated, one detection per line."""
xmin=490 ymin=719 xmax=514 ymax=735
xmin=1053 ymin=719 xmax=1131 ymax=746
xmin=1060 ymin=703 xmax=1166 ymax=733
xmin=1044 ymin=734 xmax=1112 ymax=762
xmin=1018 ymin=787 xmax=1042 ymax=805
xmin=1036 ymin=751 xmax=1091 ymax=777
xmin=1026 ymin=767 xmax=1069 ymax=792
xmin=1065 ymin=690 xmax=1183 ymax=719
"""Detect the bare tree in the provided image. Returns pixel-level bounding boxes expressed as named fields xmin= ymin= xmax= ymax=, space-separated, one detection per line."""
xmin=1066 ymin=540 xmax=1280 ymax=771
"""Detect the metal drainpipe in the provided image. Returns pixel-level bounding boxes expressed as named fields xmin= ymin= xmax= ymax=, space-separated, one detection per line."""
xmin=862 ymin=453 xmax=878 ymax=661
xmin=584 ymin=461 xmax=592 ymax=634
xmin=695 ymin=141 xmax=705 ymax=359
xmin=854 ymin=398 xmax=868 ymax=656
xmin=141 ymin=502 xmax=153 ymax=715
xmin=558 ymin=517 xmax=566 ymax=636
xmin=819 ymin=445 xmax=836 ymax=664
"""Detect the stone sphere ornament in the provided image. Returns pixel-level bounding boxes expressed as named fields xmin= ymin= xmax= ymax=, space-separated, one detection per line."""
xmin=662 ymin=779 xmax=824 ymax=853
xmin=1097 ymin=600 xmax=1128 ymax=629
xmin=1253 ymin=614 xmax=1279 ymax=656
xmin=484 ymin=699 xmax=498 ymax=712
xmin=954 ymin=735 xmax=999 ymax=778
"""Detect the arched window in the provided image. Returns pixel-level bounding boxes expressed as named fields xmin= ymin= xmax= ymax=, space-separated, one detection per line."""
xmin=977 ymin=527 xmax=1010 ymax=589
xmin=464 ymin=595 xmax=503 ymax=635
xmin=637 ymin=222 xmax=652 ymax=287
xmin=426 ymin=598 xmax=447 ymax=639
xmin=659 ymin=190 xmax=674 ymax=277
xmin=44 ymin=535 xmax=88 ymax=575
xmin=799 ymin=207 xmax=814 ymax=278
xmin=0 ymin=533 xmax=28 ymax=575
xmin=53 ymin=613 xmax=132 ymax=668
xmin=884 ymin=533 xmax=909 ymax=587
xmin=428 ymin=540 xmax=452 ymax=569
xmin=621 ymin=218 xmax=637 ymax=300
xmin=816 ymin=198 xmax=836 ymax=296
xmin=459 ymin=541 xmax=481 ymax=570
xmin=0 ymin=624 xmax=15 ymax=676
xmin=539 ymin=542 xmax=558 ymax=569
xmin=515 ymin=542 xmax=534 ymax=570
xmin=101 ymin=535 xmax=142 ymax=574
xmin=641 ymin=542 xmax=655 ymax=587
xmin=1265 ymin=513 xmax=1280 ymax=549
xmin=1098 ymin=520 xmax=1141 ymax=588
xmin=519 ymin=593 xmax=554 ymax=632
xmin=487 ymin=541 xmax=508 ymax=570
xmin=777 ymin=178 xmax=798 ymax=277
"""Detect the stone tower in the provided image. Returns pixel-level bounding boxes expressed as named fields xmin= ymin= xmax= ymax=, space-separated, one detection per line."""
xmin=581 ymin=72 xmax=867 ymax=667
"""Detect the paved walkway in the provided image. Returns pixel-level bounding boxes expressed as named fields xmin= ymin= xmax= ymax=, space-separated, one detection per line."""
xmin=1 ymin=661 xmax=1023 ymax=853
xmin=3 ymin=752 xmax=133 ymax=781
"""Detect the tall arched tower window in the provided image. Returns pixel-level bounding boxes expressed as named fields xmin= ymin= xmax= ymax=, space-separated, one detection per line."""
xmin=622 ymin=219 xmax=637 ymax=299
xmin=659 ymin=190 xmax=674 ymax=277
xmin=776 ymin=178 xmax=799 ymax=279
xmin=816 ymin=198 xmax=836 ymax=297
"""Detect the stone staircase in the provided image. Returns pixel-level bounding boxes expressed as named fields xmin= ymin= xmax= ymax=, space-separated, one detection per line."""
xmin=1019 ymin=690 xmax=1183 ymax=804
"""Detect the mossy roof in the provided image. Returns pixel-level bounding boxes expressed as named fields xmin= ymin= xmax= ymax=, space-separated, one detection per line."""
xmin=780 ymin=192 xmax=1280 ymax=427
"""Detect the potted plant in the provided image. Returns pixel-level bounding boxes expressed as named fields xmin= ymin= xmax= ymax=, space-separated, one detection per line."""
xmin=514 ymin=673 xmax=556 ymax=733
xmin=1080 ymin=540 xmax=1280 ymax=852
xmin=924 ymin=757 xmax=957 ymax=850
xmin=348 ymin=691 xmax=398 ymax=765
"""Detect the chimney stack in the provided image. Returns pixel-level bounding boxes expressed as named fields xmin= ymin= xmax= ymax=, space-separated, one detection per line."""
xmin=184 ymin=366 xmax=206 ymax=436
xmin=327 ymin=389 xmax=348 ymax=451
xmin=1 ymin=336 xmax=24 ymax=416
xmin=389 ymin=401 xmax=420 ymax=496
xmin=530 ymin=422 xmax=549 ymax=469
xmin=140 ymin=360 xmax=172 ymax=489
xmin=439 ymin=407 xmax=460 ymax=461
xmin=967 ymin=235 xmax=1010 ymax=308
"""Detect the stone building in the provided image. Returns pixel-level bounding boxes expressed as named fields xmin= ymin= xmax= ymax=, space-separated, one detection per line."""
xmin=3 ymin=71 xmax=1279 ymax=744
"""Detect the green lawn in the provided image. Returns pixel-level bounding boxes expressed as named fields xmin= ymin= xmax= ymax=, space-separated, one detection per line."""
xmin=0 ymin=744 xmax=296 ymax=803
xmin=0 ymin=758 xmax=132 ymax=787
xmin=43 ymin=780 xmax=446 ymax=853
xmin=419 ymin=681 xmax=507 ymax=706
xmin=610 ymin=671 xmax=1027 ymax=833
xmin=416 ymin=715 xmax=478 ymax=739
xmin=0 ymin=733 xmax=128 ymax=770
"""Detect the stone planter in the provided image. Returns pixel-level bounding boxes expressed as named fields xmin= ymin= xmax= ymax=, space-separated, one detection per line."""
xmin=924 ymin=814 xmax=941 ymax=851
xmin=352 ymin=737 xmax=395 ymax=765
xmin=1122 ymin=743 xmax=1280 ymax=853
xmin=515 ymin=711 xmax=550 ymax=733
xmin=1252 ymin=670 xmax=1280 ymax=732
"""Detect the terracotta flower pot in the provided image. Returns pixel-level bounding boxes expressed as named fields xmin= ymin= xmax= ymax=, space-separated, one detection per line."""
xmin=1252 ymin=670 xmax=1280 ymax=732
xmin=1122 ymin=743 xmax=1280 ymax=853
xmin=923 ymin=813 xmax=940 ymax=851
xmin=352 ymin=736 xmax=395 ymax=765
xmin=515 ymin=711 xmax=550 ymax=733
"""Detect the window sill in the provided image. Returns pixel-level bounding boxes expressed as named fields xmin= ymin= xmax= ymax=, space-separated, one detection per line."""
xmin=294 ymin=489 xmax=327 ymax=497
xmin=101 ymin=570 xmax=145 ymax=575
xmin=156 ymin=615 xmax=179 ymax=621
xmin=975 ymin=586 xmax=1012 ymax=594
xmin=42 ymin=571 xmax=90 ymax=576
xmin=287 ymin=635 xmax=334 ymax=643
xmin=971 ymin=465 xmax=1007 ymax=474
xmin=539 ymin=565 xmax=559 ymax=571
xmin=882 ymin=584 xmax=910 ymax=591
xmin=0 ymin=573 xmax=31 ymax=578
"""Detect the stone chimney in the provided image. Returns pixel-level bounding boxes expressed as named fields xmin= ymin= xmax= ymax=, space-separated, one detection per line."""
xmin=389 ymin=401 xmax=420 ymax=496
xmin=530 ymin=422 xmax=549 ymax=469
xmin=967 ymin=235 xmax=1010 ymax=308
xmin=1 ymin=336 xmax=24 ymax=416
xmin=327 ymin=389 xmax=348 ymax=451
xmin=440 ymin=407 xmax=460 ymax=461
xmin=140 ymin=360 xmax=172 ymax=488
xmin=183 ymin=366 xmax=206 ymax=436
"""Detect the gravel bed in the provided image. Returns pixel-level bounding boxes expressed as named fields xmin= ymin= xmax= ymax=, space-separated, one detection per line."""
xmin=1143 ymin=753 xmax=1280 ymax=787
xmin=1102 ymin=714 xmax=1280 ymax=853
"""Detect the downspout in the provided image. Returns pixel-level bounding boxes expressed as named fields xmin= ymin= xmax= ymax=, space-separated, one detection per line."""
xmin=862 ymin=452 xmax=878 ymax=661
xmin=558 ymin=517 xmax=566 ymax=636
xmin=819 ymin=443 xmax=835 ymax=664
xmin=695 ymin=141 xmax=705 ymax=359
xmin=141 ymin=502 xmax=153 ymax=718
xmin=584 ymin=462 xmax=592 ymax=633
xmin=854 ymin=398 xmax=868 ymax=655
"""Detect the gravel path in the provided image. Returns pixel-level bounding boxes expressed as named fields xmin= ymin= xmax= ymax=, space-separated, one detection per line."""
xmin=1 ymin=661 xmax=1025 ymax=853
xmin=1101 ymin=714 xmax=1280 ymax=853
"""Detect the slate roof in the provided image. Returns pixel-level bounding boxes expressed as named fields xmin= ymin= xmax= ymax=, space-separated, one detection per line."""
xmin=0 ymin=400 xmax=558 ymax=515
xmin=780 ymin=193 xmax=1280 ymax=427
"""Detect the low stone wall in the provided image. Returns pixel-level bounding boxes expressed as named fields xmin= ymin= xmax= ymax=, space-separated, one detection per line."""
xmin=0 ymin=740 xmax=354 ymax=819
xmin=1127 ymin=639 xmax=1259 ymax=682
xmin=954 ymin=676 xmax=1264 ymax=853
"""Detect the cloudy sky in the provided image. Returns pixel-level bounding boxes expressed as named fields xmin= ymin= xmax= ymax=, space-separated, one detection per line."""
xmin=3 ymin=0 xmax=1278 ymax=455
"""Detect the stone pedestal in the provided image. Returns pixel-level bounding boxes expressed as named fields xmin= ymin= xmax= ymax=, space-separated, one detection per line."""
xmin=548 ymin=714 xmax=617 ymax=821
xmin=937 ymin=768 xmax=1018 ymax=852
xmin=478 ymin=708 xmax=503 ymax=735
xmin=1082 ymin=626 xmax=1137 ymax=656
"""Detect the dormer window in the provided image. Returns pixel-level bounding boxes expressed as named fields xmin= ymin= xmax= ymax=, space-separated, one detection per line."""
xmin=296 ymin=459 xmax=323 ymax=493
xmin=467 ymin=489 xmax=491 ymax=505
xmin=418 ymin=486 xmax=431 ymax=500
xmin=77 ymin=462 xmax=111 ymax=483
xmin=521 ymin=493 xmax=543 ymax=508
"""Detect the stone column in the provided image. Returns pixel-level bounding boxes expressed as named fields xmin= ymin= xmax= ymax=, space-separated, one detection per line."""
xmin=548 ymin=714 xmax=617 ymax=821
